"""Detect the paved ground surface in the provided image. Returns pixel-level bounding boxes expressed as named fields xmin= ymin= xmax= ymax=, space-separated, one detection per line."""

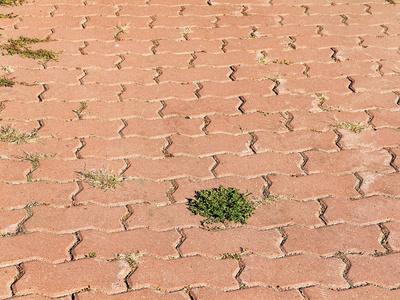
xmin=1 ymin=0 xmax=400 ymax=298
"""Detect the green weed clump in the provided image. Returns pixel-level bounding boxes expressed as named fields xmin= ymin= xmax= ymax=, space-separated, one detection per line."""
xmin=0 ymin=126 xmax=39 ymax=144
xmin=78 ymin=170 xmax=125 ymax=190
xmin=1 ymin=36 xmax=59 ymax=61
xmin=0 ymin=76 xmax=15 ymax=87
xmin=188 ymin=186 xmax=256 ymax=225
xmin=0 ymin=0 xmax=24 ymax=6
xmin=0 ymin=13 xmax=17 ymax=18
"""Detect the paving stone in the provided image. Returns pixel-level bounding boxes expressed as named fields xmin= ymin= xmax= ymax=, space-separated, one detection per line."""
xmin=0 ymin=266 xmax=18 ymax=299
xmin=303 ymin=286 xmax=400 ymax=300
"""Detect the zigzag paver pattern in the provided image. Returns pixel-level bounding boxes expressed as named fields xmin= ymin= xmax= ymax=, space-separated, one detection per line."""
xmin=0 ymin=0 xmax=400 ymax=298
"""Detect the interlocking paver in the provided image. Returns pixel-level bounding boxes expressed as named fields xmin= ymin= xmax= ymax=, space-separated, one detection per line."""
xmin=2 ymin=0 xmax=398 ymax=296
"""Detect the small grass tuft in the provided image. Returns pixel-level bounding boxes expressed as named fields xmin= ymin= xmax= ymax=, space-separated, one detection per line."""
xmin=0 ymin=76 xmax=15 ymax=87
xmin=0 ymin=13 xmax=17 ymax=18
xmin=19 ymin=153 xmax=53 ymax=168
xmin=252 ymin=194 xmax=281 ymax=208
xmin=0 ymin=0 xmax=24 ymax=6
xmin=386 ymin=0 xmax=396 ymax=4
xmin=188 ymin=186 xmax=256 ymax=225
xmin=272 ymin=59 xmax=294 ymax=65
xmin=114 ymin=24 xmax=130 ymax=41
xmin=1 ymin=36 xmax=59 ymax=62
xmin=220 ymin=252 xmax=242 ymax=260
xmin=334 ymin=122 xmax=371 ymax=134
xmin=0 ymin=126 xmax=39 ymax=144
xmin=78 ymin=170 xmax=125 ymax=190
xmin=88 ymin=252 xmax=96 ymax=258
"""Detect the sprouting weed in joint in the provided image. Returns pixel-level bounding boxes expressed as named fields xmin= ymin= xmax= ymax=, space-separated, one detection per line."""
xmin=252 ymin=194 xmax=281 ymax=208
xmin=272 ymin=59 xmax=294 ymax=65
xmin=88 ymin=252 xmax=96 ymax=258
xmin=0 ymin=36 xmax=59 ymax=62
xmin=78 ymin=170 xmax=125 ymax=190
xmin=333 ymin=122 xmax=371 ymax=134
xmin=114 ymin=24 xmax=130 ymax=41
xmin=0 ymin=13 xmax=17 ymax=18
xmin=0 ymin=0 xmax=25 ymax=6
xmin=0 ymin=76 xmax=15 ymax=87
xmin=19 ymin=153 xmax=53 ymax=168
xmin=0 ymin=126 xmax=39 ymax=144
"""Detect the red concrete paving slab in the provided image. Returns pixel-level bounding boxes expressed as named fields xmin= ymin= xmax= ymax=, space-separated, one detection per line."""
xmin=168 ymin=134 xmax=252 ymax=157
xmin=74 ymin=229 xmax=180 ymax=259
xmin=266 ymin=48 xmax=334 ymax=63
xmin=75 ymin=180 xmax=170 ymax=206
xmin=279 ymin=77 xmax=350 ymax=94
xmin=0 ymin=5 xmax=54 ymax=17
xmin=42 ymin=84 xmax=121 ymax=102
xmin=362 ymin=36 xmax=400 ymax=48
xmin=84 ymin=40 xmax=152 ymax=55
xmin=0 ymin=160 xmax=31 ymax=182
xmin=128 ymin=256 xmax=239 ymax=291
xmin=0 ymin=85 xmax=44 ymax=102
xmin=83 ymin=69 xmax=156 ymax=85
xmin=247 ymin=199 xmax=323 ymax=229
xmin=339 ymin=128 xmax=400 ymax=150
xmin=0 ymin=55 xmax=46 ymax=69
xmin=159 ymin=67 xmax=232 ymax=83
xmin=14 ymin=259 xmax=130 ymax=297
xmin=224 ymin=37 xmax=291 ymax=52
xmin=241 ymin=255 xmax=348 ymax=289
xmin=0 ymin=28 xmax=52 ymax=40
xmin=188 ymin=27 xmax=253 ymax=40
xmin=241 ymin=94 xmax=317 ymax=113
xmin=30 ymin=158 xmax=126 ymax=182
xmin=0 ymin=120 xmax=40 ymax=133
xmin=255 ymin=25 xmax=318 ymax=38
xmin=303 ymin=286 xmax=400 ymax=300
xmin=123 ymin=83 xmax=197 ymax=101
xmin=10 ymin=69 xmax=84 ymax=85
xmin=53 ymin=4 xmax=119 ymax=16
xmin=290 ymin=111 xmax=369 ymax=132
xmin=162 ymin=97 xmax=241 ymax=117
xmin=1 ymin=101 xmax=77 ymax=120
xmin=0 ymin=209 xmax=26 ymax=236
xmin=79 ymin=137 xmax=166 ymax=159
xmin=24 ymin=204 xmax=126 ymax=233
xmin=173 ymin=176 xmax=266 ymax=204
xmin=347 ymin=253 xmax=400 ymax=288
xmin=194 ymin=52 xmax=258 ymax=67
xmin=15 ymin=295 xmax=70 ymax=300
xmin=254 ymin=130 xmax=338 ymax=153
xmin=182 ymin=4 xmax=242 ymax=16
xmin=0 ymin=182 xmax=77 ymax=209
xmin=125 ymin=156 xmax=215 ymax=180
xmin=81 ymin=100 xmax=162 ymax=119
xmin=217 ymin=15 xmax=279 ymax=27
xmin=38 ymin=119 xmax=124 ymax=139
xmin=323 ymin=196 xmax=400 ymax=225
xmin=18 ymin=16 xmax=85 ymax=29
xmin=380 ymin=61 xmax=400 ymax=75
xmin=123 ymin=117 xmax=204 ymax=138
xmin=321 ymin=92 xmax=399 ymax=111
xmin=268 ymin=174 xmax=359 ymax=200
xmin=85 ymin=16 xmax=150 ymax=29
xmin=156 ymin=40 xmax=223 ymax=54
xmin=371 ymin=110 xmax=400 ymax=129
xmin=153 ymin=16 xmax=215 ymax=28
xmin=0 ymin=138 xmax=80 ymax=160
xmin=306 ymin=61 xmax=377 ymax=78
xmin=52 ymin=28 xmax=116 ymax=41
xmin=215 ymin=152 xmax=303 ymax=177
xmin=122 ymin=53 xmax=191 ymax=69
xmin=234 ymin=64 xmax=305 ymax=80
xmin=180 ymin=227 xmax=282 ymax=257
xmin=119 ymin=5 xmax=181 ymax=17
xmin=386 ymin=222 xmax=400 ymax=251
xmin=0 ymin=232 xmax=75 ymax=266
xmin=283 ymin=224 xmax=383 ymax=256
xmin=120 ymin=28 xmax=185 ymax=41
xmin=336 ymin=47 xmax=400 ymax=62
xmin=206 ymin=113 xmax=287 ymax=134
xmin=75 ymin=290 xmax=189 ymax=299
xmin=360 ymin=172 xmax=400 ymax=197
xmin=125 ymin=203 xmax=203 ymax=230
xmin=295 ymin=36 xmax=360 ymax=49
xmin=303 ymin=149 xmax=393 ymax=175
xmin=192 ymin=286 xmax=303 ymax=300
xmin=0 ymin=266 xmax=18 ymax=299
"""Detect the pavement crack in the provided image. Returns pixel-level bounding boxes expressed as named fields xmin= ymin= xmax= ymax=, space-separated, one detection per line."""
xmin=69 ymin=232 xmax=82 ymax=261
xmin=121 ymin=159 xmax=131 ymax=176
xmin=195 ymin=82 xmax=203 ymax=98
xmin=340 ymin=14 xmax=349 ymax=25
xmin=334 ymin=251 xmax=353 ymax=287
xmin=287 ymin=36 xmax=297 ymax=50
xmin=211 ymin=155 xmax=219 ymax=177
xmin=333 ymin=129 xmax=343 ymax=150
xmin=358 ymin=37 xmax=367 ymax=48
xmin=179 ymin=6 xmax=185 ymax=16
xmin=148 ymin=15 xmax=156 ymax=28
xmin=271 ymin=77 xmax=280 ymax=95
xmin=189 ymin=52 xmax=197 ymax=68
xmin=175 ymin=229 xmax=186 ymax=257
xmin=10 ymin=264 xmax=24 ymax=296
xmin=378 ymin=223 xmax=394 ymax=254
xmin=121 ymin=205 xmax=133 ymax=230
xmin=71 ymin=181 xmax=84 ymax=204
xmin=347 ymin=76 xmax=356 ymax=93
xmin=238 ymin=96 xmax=246 ymax=114
xmin=202 ymin=115 xmax=211 ymax=135
xmin=78 ymin=70 xmax=88 ymax=85
xmin=115 ymin=5 xmax=122 ymax=16
xmin=376 ymin=61 xmax=383 ymax=76
xmin=235 ymin=258 xmax=246 ymax=289
xmin=81 ymin=16 xmax=89 ymax=29
xmin=116 ymin=54 xmax=125 ymax=70
xmin=330 ymin=47 xmax=339 ymax=62
xmin=78 ymin=41 xmax=88 ymax=55
xmin=153 ymin=67 xmax=163 ymax=84
xmin=299 ymin=152 xmax=309 ymax=175
xmin=317 ymin=199 xmax=328 ymax=226
xmin=241 ymin=5 xmax=249 ymax=16
xmin=50 ymin=5 xmax=57 ymax=17
xmin=118 ymin=84 xmax=126 ymax=102
xmin=162 ymin=136 xmax=174 ymax=158
xmin=248 ymin=132 xmax=258 ymax=154
xmin=381 ymin=24 xmax=389 ymax=35
xmin=301 ymin=5 xmax=309 ymax=15
xmin=364 ymin=4 xmax=372 ymax=14
xmin=302 ymin=63 xmax=310 ymax=78
xmin=277 ymin=15 xmax=284 ymax=26
xmin=151 ymin=39 xmax=159 ymax=54
xmin=221 ymin=39 xmax=228 ymax=53
xmin=385 ymin=148 xmax=399 ymax=172
xmin=261 ymin=175 xmax=272 ymax=196
xmin=277 ymin=227 xmax=288 ymax=255
xmin=354 ymin=172 xmax=364 ymax=197
xmin=207 ymin=0 xmax=212 ymax=5
xmin=158 ymin=100 xmax=166 ymax=118
xmin=119 ymin=119 xmax=128 ymax=138
xmin=166 ymin=180 xmax=178 ymax=203
xmin=212 ymin=16 xmax=220 ymax=28
xmin=229 ymin=65 xmax=237 ymax=81
xmin=316 ymin=25 xmax=324 ymax=36
xmin=365 ymin=110 xmax=375 ymax=128
xmin=281 ymin=111 xmax=293 ymax=131
xmin=75 ymin=138 xmax=86 ymax=159
xmin=37 ymin=84 xmax=48 ymax=102
xmin=73 ymin=101 xmax=87 ymax=119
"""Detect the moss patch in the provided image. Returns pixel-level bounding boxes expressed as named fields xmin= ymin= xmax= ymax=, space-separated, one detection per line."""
xmin=1 ymin=36 xmax=59 ymax=61
xmin=0 ymin=126 xmax=39 ymax=144
xmin=188 ymin=186 xmax=256 ymax=225
xmin=78 ymin=170 xmax=125 ymax=190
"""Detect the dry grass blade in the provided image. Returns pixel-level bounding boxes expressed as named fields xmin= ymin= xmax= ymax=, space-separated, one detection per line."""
xmin=79 ymin=170 xmax=125 ymax=190
xmin=19 ymin=153 xmax=53 ymax=168
xmin=334 ymin=122 xmax=371 ymax=134
xmin=0 ymin=126 xmax=39 ymax=144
